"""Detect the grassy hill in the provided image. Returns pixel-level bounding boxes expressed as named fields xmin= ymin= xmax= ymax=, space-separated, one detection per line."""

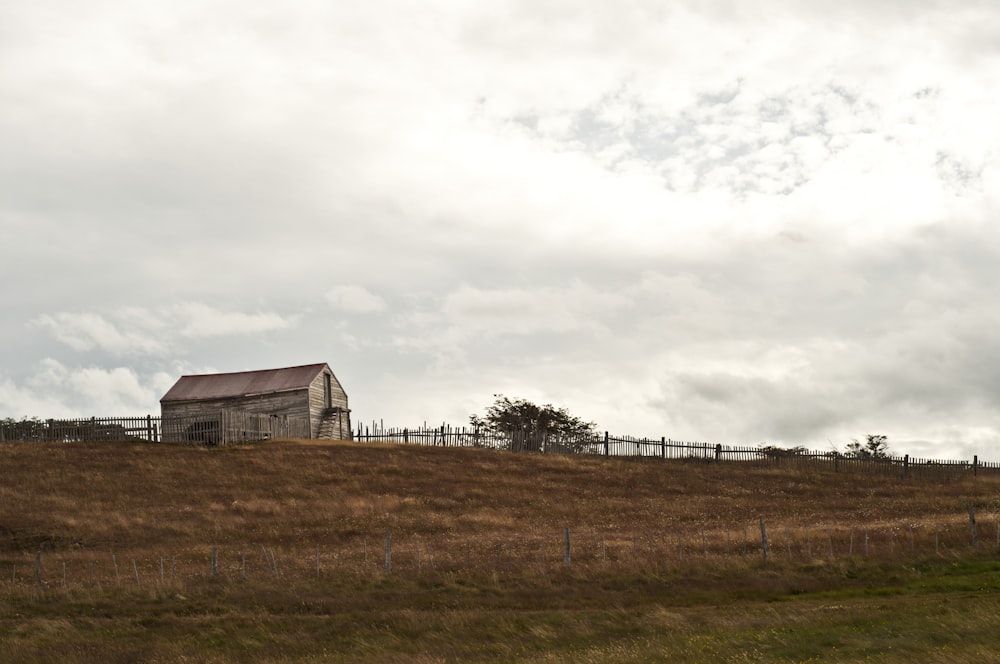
xmin=2 ymin=439 xmax=1000 ymax=662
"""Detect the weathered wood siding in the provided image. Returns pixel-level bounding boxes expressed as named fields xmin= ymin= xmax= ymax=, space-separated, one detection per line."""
xmin=308 ymin=368 xmax=351 ymax=439
xmin=161 ymin=410 xmax=311 ymax=444
xmin=162 ymin=389 xmax=311 ymax=433
xmin=159 ymin=363 xmax=351 ymax=441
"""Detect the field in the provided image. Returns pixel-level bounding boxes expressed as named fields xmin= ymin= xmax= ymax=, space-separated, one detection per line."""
xmin=2 ymin=439 xmax=1000 ymax=662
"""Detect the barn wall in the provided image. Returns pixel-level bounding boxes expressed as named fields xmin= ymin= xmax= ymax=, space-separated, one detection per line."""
xmin=160 ymin=363 xmax=352 ymax=442
xmin=162 ymin=389 xmax=311 ymax=429
xmin=308 ymin=368 xmax=350 ymax=439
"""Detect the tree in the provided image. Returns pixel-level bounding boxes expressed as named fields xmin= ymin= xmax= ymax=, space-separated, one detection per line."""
xmin=844 ymin=434 xmax=889 ymax=459
xmin=469 ymin=395 xmax=596 ymax=453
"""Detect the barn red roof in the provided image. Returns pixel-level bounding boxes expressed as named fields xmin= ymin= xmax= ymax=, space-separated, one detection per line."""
xmin=160 ymin=363 xmax=328 ymax=402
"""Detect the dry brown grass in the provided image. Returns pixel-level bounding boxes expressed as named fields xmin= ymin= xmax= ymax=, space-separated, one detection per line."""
xmin=4 ymin=439 xmax=1000 ymax=662
xmin=1 ymin=438 xmax=996 ymax=579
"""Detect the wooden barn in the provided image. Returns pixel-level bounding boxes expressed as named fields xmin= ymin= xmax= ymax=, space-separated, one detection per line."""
xmin=159 ymin=363 xmax=351 ymax=443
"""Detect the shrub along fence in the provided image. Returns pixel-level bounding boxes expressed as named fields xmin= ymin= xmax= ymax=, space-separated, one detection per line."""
xmin=353 ymin=422 xmax=1000 ymax=479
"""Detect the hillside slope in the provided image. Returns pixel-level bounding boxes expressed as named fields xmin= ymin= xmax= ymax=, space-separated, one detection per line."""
xmin=1 ymin=438 xmax=993 ymax=560
xmin=3 ymin=439 xmax=1000 ymax=663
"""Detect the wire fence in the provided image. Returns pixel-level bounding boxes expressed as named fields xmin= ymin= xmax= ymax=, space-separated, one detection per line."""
xmin=353 ymin=422 xmax=1000 ymax=479
xmin=3 ymin=415 xmax=998 ymax=479
xmin=6 ymin=514 xmax=998 ymax=596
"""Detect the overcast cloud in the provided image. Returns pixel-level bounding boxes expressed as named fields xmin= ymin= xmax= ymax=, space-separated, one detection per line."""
xmin=3 ymin=0 xmax=1000 ymax=459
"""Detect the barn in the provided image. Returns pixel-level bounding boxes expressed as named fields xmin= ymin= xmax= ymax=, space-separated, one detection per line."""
xmin=159 ymin=363 xmax=351 ymax=443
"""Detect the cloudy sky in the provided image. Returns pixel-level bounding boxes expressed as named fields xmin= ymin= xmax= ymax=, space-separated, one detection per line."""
xmin=2 ymin=0 xmax=999 ymax=459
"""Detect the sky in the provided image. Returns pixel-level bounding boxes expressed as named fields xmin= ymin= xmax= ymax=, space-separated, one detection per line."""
xmin=2 ymin=0 xmax=1000 ymax=460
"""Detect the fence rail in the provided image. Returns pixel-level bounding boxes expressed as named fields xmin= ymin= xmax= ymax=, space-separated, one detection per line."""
xmin=0 ymin=411 xmax=310 ymax=445
xmin=4 ymin=415 xmax=999 ymax=479
xmin=160 ymin=410 xmax=311 ymax=445
xmin=353 ymin=422 xmax=1000 ymax=479
xmin=0 ymin=416 xmax=163 ymax=443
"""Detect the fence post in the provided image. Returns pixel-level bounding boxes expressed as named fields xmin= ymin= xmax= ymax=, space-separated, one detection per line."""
xmin=604 ymin=432 xmax=609 ymax=456
xmin=969 ymin=504 xmax=979 ymax=550
xmin=974 ymin=455 xmax=979 ymax=477
xmin=759 ymin=519 xmax=768 ymax=561
xmin=715 ymin=444 xmax=722 ymax=462
xmin=661 ymin=437 xmax=666 ymax=458
xmin=563 ymin=528 xmax=571 ymax=566
xmin=903 ymin=454 xmax=909 ymax=479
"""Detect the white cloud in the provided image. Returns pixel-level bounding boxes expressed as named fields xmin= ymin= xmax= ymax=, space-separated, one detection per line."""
xmin=326 ymin=285 xmax=386 ymax=313
xmin=30 ymin=303 xmax=295 ymax=356
xmin=172 ymin=303 xmax=293 ymax=338
xmin=440 ymin=282 xmax=628 ymax=338
xmin=3 ymin=1 xmax=1000 ymax=460
xmin=0 ymin=376 xmax=65 ymax=419
xmin=65 ymin=366 xmax=156 ymax=414
xmin=31 ymin=313 xmax=167 ymax=355
xmin=1 ymin=359 xmax=161 ymax=417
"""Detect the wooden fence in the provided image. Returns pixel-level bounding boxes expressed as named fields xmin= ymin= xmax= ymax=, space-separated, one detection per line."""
xmin=0 ymin=411 xmax=310 ymax=445
xmin=354 ymin=422 xmax=1000 ymax=479
xmin=4 ymin=415 xmax=999 ymax=478
xmin=160 ymin=410 xmax=311 ymax=445
xmin=0 ymin=416 xmax=162 ymax=443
